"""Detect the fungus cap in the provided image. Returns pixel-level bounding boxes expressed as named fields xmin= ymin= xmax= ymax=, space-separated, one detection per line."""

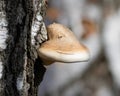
xmin=37 ymin=23 xmax=90 ymax=65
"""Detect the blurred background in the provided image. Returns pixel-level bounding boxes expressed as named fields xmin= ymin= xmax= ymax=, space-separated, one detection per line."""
xmin=38 ymin=0 xmax=120 ymax=96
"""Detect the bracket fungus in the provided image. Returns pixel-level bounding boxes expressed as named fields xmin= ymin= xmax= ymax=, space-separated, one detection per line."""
xmin=37 ymin=23 xmax=90 ymax=65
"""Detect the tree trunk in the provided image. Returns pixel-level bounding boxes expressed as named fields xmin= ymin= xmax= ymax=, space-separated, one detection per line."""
xmin=0 ymin=0 xmax=46 ymax=96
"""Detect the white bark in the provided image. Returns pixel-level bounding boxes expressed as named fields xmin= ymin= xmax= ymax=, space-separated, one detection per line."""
xmin=31 ymin=0 xmax=48 ymax=46
xmin=0 ymin=0 xmax=8 ymax=74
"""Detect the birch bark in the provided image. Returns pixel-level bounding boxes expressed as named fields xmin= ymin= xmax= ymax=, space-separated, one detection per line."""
xmin=0 ymin=0 xmax=46 ymax=96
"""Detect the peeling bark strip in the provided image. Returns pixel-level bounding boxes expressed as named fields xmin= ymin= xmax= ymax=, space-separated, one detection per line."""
xmin=0 ymin=0 xmax=46 ymax=96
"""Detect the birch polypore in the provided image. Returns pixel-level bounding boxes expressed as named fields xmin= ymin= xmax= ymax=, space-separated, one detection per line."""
xmin=38 ymin=23 xmax=90 ymax=65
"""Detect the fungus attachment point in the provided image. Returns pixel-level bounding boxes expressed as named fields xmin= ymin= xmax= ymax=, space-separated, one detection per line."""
xmin=37 ymin=23 xmax=90 ymax=65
